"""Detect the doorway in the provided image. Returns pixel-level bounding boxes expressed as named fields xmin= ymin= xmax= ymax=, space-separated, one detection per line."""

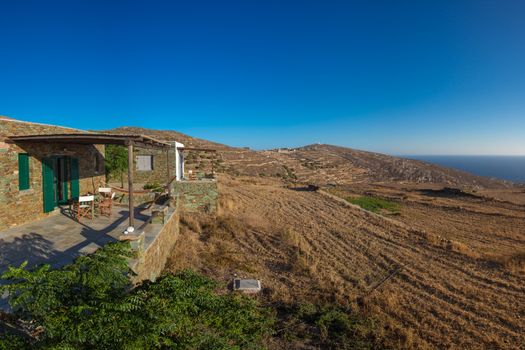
xmin=42 ymin=156 xmax=80 ymax=213
xmin=56 ymin=156 xmax=68 ymax=204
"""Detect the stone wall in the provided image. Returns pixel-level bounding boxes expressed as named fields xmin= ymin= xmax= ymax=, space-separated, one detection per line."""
xmin=0 ymin=118 xmax=105 ymax=230
xmin=128 ymin=199 xmax=180 ymax=283
xmin=120 ymin=148 xmax=217 ymax=188
xmin=172 ymin=180 xmax=218 ymax=214
xmin=112 ymin=190 xmax=157 ymax=206
xmin=132 ymin=147 xmax=176 ymax=185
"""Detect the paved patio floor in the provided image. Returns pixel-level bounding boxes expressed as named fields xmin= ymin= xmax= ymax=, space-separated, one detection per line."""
xmin=0 ymin=206 xmax=150 ymax=273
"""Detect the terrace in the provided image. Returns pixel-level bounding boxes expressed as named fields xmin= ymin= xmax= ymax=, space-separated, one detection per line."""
xmin=1 ymin=132 xmax=216 ymax=287
xmin=1 ymin=133 xmax=178 ymax=276
xmin=0 ymin=206 xmax=150 ymax=272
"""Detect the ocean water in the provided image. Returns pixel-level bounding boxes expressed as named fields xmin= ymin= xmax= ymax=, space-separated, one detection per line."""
xmin=403 ymin=155 xmax=525 ymax=183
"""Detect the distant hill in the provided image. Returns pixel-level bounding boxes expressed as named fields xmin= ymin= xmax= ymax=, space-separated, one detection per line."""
xmin=272 ymin=144 xmax=512 ymax=188
xmin=101 ymin=127 xmax=511 ymax=189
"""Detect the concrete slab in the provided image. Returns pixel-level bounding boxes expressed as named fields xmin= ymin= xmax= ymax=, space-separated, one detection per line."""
xmin=233 ymin=279 xmax=262 ymax=293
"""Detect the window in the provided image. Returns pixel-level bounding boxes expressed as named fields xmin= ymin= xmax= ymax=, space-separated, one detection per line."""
xmin=136 ymin=155 xmax=154 ymax=171
xmin=18 ymin=153 xmax=30 ymax=190
xmin=94 ymin=154 xmax=102 ymax=174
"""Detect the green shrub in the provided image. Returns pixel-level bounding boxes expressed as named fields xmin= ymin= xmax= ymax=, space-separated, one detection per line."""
xmin=0 ymin=334 xmax=30 ymax=350
xmin=278 ymin=303 xmax=383 ymax=349
xmin=347 ymin=196 xmax=400 ymax=214
xmin=282 ymin=165 xmax=297 ymax=180
xmin=0 ymin=242 xmax=274 ymax=349
xmin=105 ymin=145 xmax=128 ymax=187
xmin=143 ymin=182 xmax=163 ymax=192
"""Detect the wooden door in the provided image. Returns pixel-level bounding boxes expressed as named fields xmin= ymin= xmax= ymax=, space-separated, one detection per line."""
xmin=70 ymin=158 xmax=79 ymax=199
xmin=42 ymin=157 xmax=56 ymax=213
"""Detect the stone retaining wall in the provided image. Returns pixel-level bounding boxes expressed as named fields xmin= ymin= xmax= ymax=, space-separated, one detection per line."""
xmin=128 ymin=199 xmax=180 ymax=283
xmin=172 ymin=180 xmax=218 ymax=214
xmin=112 ymin=190 xmax=157 ymax=206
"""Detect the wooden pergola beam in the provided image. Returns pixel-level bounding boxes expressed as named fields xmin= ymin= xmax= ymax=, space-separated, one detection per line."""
xmin=9 ymin=133 xmax=172 ymax=149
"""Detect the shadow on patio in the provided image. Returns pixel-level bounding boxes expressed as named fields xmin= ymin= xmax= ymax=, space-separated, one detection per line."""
xmin=0 ymin=206 xmax=150 ymax=273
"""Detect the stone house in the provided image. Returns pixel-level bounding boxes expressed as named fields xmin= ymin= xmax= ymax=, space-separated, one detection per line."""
xmin=0 ymin=116 xmax=184 ymax=231
xmin=0 ymin=117 xmax=106 ymax=231
xmin=0 ymin=115 xmax=219 ymax=233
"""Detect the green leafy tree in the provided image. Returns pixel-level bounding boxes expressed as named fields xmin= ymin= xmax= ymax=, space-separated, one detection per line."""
xmin=0 ymin=242 xmax=274 ymax=349
xmin=104 ymin=145 xmax=128 ymax=187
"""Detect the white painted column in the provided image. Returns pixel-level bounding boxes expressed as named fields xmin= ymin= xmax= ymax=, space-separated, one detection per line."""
xmin=175 ymin=142 xmax=185 ymax=181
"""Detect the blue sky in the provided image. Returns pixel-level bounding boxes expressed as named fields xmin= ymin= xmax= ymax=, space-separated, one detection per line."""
xmin=1 ymin=0 xmax=524 ymax=155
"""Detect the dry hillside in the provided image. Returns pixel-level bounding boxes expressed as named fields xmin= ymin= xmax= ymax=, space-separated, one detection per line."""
xmin=104 ymin=127 xmax=524 ymax=348
xmin=103 ymin=127 xmax=512 ymax=189
xmin=271 ymin=144 xmax=513 ymax=188
xmin=168 ymin=176 xmax=525 ymax=349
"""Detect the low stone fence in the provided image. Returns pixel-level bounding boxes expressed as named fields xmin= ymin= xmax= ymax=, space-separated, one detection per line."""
xmin=117 ymin=180 xmax=219 ymax=283
xmin=112 ymin=189 xmax=157 ymax=206
xmin=172 ymin=180 xmax=218 ymax=214
xmin=122 ymin=197 xmax=180 ymax=283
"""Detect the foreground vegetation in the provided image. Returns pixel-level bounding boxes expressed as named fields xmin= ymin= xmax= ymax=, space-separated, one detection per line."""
xmin=0 ymin=240 xmax=385 ymax=349
xmin=0 ymin=243 xmax=272 ymax=349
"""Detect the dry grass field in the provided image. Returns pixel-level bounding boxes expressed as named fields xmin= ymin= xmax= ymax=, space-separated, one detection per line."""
xmin=110 ymin=127 xmax=525 ymax=348
xmin=167 ymin=176 xmax=525 ymax=349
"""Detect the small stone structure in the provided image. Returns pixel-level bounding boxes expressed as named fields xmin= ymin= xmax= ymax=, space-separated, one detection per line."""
xmin=233 ymin=279 xmax=262 ymax=293
xmin=172 ymin=180 xmax=218 ymax=214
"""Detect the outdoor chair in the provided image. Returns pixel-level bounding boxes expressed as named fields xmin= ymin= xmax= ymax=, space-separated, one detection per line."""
xmin=72 ymin=195 xmax=95 ymax=221
xmin=98 ymin=187 xmax=112 ymax=197
xmin=98 ymin=191 xmax=115 ymax=217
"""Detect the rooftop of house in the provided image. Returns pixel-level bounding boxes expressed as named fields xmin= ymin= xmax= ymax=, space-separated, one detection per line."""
xmin=9 ymin=132 xmax=173 ymax=149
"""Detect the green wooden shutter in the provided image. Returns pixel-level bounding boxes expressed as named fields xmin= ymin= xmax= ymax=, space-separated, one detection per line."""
xmin=42 ymin=157 xmax=56 ymax=213
xmin=62 ymin=157 xmax=70 ymax=203
xmin=70 ymin=158 xmax=79 ymax=199
xmin=18 ymin=153 xmax=30 ymax=190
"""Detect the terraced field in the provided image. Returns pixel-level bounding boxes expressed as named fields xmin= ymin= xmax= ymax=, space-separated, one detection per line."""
xmin=117 ymin=127 xmax=524 ymax=348
xmin=168 ymin=176 xmax=525 ymax=349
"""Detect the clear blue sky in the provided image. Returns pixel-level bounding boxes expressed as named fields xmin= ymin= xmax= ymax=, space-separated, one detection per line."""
xmin=1 ymin=1 xmax=524 ymax=155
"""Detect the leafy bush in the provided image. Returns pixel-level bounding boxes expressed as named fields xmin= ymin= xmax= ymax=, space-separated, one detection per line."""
xmin=143 ymin=181 xmax=163 ymax=192
xmin=278 ymin=303 xmax=383 ymax=349
xmin=105 ymin=145 xmax=128 ymax=187
xmin=347 ymin=196 xmax=400 ymax=215
xmin=0 ymin=334 xmax=29 ymax=350
xmin=282 ymin=165 xmax=297 ymax=180
xmin=0 ymin=242 xmax=274 ymax=349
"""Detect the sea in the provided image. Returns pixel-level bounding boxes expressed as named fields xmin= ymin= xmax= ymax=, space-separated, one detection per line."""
xmin=403 ymin=155 xmax=525 ymax=184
